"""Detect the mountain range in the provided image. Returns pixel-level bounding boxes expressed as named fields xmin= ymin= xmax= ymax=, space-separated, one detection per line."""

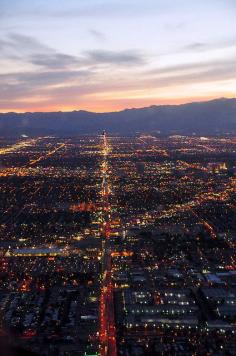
xmin=0 ymin=98 xmax=236 ymax=136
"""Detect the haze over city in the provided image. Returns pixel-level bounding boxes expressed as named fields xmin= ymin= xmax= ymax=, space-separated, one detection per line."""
xmin=1 ymin=0 xmax=236 ymax=112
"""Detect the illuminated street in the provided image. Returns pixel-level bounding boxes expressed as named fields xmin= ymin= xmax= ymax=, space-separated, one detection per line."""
xmin=99 ymin=132 xmax=117 ymax=356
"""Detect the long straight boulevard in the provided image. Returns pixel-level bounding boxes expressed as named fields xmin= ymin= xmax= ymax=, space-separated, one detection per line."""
xmin=99 ymin=132 xmax=117 ymax=356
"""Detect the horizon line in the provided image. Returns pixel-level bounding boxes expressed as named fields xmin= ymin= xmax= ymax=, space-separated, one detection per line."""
xmin=0 ymin=96 xmax=235 ymax=115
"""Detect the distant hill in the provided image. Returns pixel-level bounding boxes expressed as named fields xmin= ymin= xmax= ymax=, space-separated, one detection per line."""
xmin=0 ymin=98 xmax=236 ymax=135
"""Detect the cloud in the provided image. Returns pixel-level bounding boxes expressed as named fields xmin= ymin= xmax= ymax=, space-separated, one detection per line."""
xmin=147 ymin=55 xmax=236 ymax=77
xmin=89 ymin=29 xmax=106 ymax=41
xmin=30 ymin=53 xmax=80 ymax=69
xmin=29 ymin=49 xmax=145 ymax=70
xmin=182 ymin=38 xmax=236 ymax=53
xmin=184 ymin=42 xmax=206 ymax=51
xmin=0 ymin=32 xmax=146 ymax=70
xmin=2 ymin=53 xmax=235 ymax=107
xmin=85 ymin=49 xmax=145 ymax=65
xmin=0 ymin=53 xmax=235 ymax=110
xmin=0 ymin=33 xmax=52 ymax=55
xmin=0 ymin=69 xmax=92 ymax=101
xmin=0 ymin=32 xmax=55 ymax=65
xmin=0 ymin=31 xmax=148 ymax=110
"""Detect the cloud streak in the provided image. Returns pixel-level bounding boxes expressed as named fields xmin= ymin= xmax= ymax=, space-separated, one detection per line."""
xmin=0 ymin=32 xmax=146 ymax=68
xmin=85 ymin=50 xmax=145 ymax=65
xmin=1 ymin=51 xmax=236 ymax=110
xmin=89 ymin=29 xmax=106 ymax=41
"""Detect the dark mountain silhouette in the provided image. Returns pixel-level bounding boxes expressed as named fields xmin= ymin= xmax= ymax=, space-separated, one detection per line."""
xmin=0 ymin=98 xmax=236 ymax=135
